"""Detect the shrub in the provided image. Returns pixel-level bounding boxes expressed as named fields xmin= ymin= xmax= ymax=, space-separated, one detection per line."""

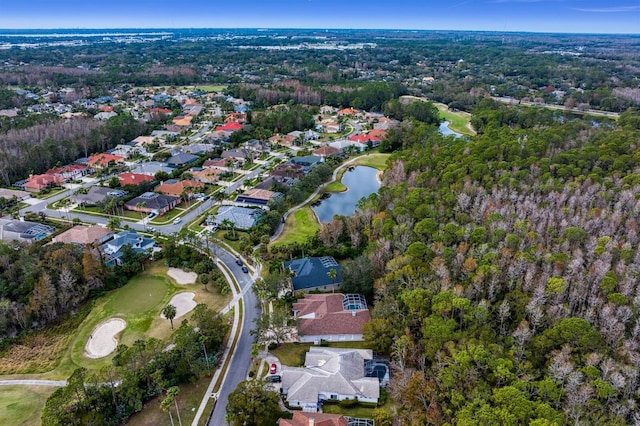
xmin=339 ymin=398 xmax=359 ymax=408
xmin=224 ymin=232 xmax=239 ymax=241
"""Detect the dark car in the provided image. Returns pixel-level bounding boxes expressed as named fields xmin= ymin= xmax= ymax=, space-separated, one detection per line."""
xmin=235 ymin=259 xmax=243 ymax=266
xmin=265 ymin=375 xmax=281 ymax=383
xmin=241 ymin=266 xmax=249 ymax=273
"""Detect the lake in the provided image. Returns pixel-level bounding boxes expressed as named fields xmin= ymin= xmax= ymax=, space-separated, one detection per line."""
xmin=312 ymin=165 xmax=381 ymax=223
xmin=439 ymin=120 xmax=463 ymax=138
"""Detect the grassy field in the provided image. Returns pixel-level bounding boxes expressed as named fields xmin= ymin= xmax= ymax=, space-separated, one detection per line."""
xmin=270 ymin=207 xmax=320 ymax=247
xmin=0 ymin=385 xmax=55 ymax=426
xmin=434 ymin=102 xmax=476 ymax=136
xmin=178 ymin=85 xmax=228 ymax=93
xmin=0 ymin=262 xmax=231 ymax=379
xmin=400 ymin=95 xmax=475 ymax=136
xmin=351 ymin=153 xmax=391 ymax=170
xmin=325 ymin=181 xmax=347 ymax=192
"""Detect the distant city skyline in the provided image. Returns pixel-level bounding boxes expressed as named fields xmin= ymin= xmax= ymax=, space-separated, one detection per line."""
xmin=1 ymin=0 xmax=639 ymax=34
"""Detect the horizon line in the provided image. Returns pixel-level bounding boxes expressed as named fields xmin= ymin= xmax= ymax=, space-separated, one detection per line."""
xmin=0 ymin=27 xmax=638 ymax=36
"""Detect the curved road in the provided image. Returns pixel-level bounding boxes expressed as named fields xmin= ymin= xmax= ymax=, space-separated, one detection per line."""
xmin=208 ymin=248 xmax=260 ymax=426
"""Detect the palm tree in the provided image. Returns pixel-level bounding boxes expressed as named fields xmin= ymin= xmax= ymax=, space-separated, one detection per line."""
xmin=135 ymin=201 xmax=147 ymax=230
xmin=327 ymin=268 xmax=337 ymax=293
xmin=221 ymin=218 xmax=236 ymax=238
xmin=162 ymin=304 xmax=177 ymax=329
xmin=167 ymin=386 xmax=182 ymax=426
xmin=107 ymin=217 xmax=121 ymax=232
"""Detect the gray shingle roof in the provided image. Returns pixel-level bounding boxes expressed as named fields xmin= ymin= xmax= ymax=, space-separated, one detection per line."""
xmin=283 ymin=257 xmax=342 ymax=290
xmin=212 ymin=206 xmax=263 ymax=230
xmin=281 ymin=347 xmax=379 ymax=405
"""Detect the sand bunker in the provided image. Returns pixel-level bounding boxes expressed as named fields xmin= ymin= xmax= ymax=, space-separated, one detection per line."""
xmin=161 ymin=292 xmax=197 ymax=319
xmin=167 ymin=268 xmax=198 ymax=285
xmin=85 ymin=318 xmax=126 ymax=359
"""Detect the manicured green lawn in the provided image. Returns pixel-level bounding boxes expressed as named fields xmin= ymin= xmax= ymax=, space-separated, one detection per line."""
xmin=0 ymin=385 xmax=55 ymax=426
xmin=352 ymin=153 xmax=390 ymax=171
xmin=271 ymin=207 xmax=320 ymax=247
xmin=0 ymin=262 xmax=231 ymax=379
xmin=434 ymin=102 xmax=476 ymax=136
xmin=325 ymin=181 xmax=347 ymax=192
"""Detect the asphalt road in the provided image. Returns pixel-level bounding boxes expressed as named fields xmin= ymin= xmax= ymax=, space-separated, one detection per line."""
xmin=208 ymin=249 xmax=260 ymax=426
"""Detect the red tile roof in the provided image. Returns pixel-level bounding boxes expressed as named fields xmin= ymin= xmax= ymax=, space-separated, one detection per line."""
xmin=46 ymin=164 xmax=87 ymax=176
xmin=313 ymin=146 xmax=341 ymax=157
xmin=23 ymin=174 xmax=65 ymax=191
xmin=155 ymin=179 xmax=204 ymax=197
xmin=150 ymin=107 xmax=172 ymax=114
xmin=215 ymin=122 xmax=242 ymax=132
xmin=87 ymin=153 xmax=124 ymax=167
xmin=293 ymin=294 xmax=370 ymax=337
xmin=337 ymin=107 xmax=359 ymax=115
xmin=118 ymin=173 xmax=155 ymax=186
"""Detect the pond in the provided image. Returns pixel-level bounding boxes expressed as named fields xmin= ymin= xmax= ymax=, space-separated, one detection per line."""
xmin=439 ymin=120 xmax=463 ymax=138
xmin=312 ymin=165 xmax=381 ymax=223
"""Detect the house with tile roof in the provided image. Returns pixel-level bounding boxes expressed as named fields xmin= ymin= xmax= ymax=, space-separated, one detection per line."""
xmin=270 ymin=163 xmax=305 ymax=180
xmin=215 ymin=122 xmax=242 ymax=132
xmin=191 ymin=168 xmax=222 ymax=184
xmin=53 ymin=225 xmax=113 ymax=245
xmin=22 ymin=174 xmax=65 ymax=193
xmin=283 ymin=256 xmax=342 ymax=292
xmin=87 ymin=153 xmax=124 ymax=169
xmin=118 ymin=173 xmax=155 ymax=186
xmin=45 ymin=164 xmax=88 ymax=181
xmin=279 ymin=412 xmax=347 ymax=426
xmin=313 ymin=146 xmax=342 ymax=158
xmin=155 ymin=179 xmax=204 ymax=198
xmin=293 ymin=294 xmax=370 ymax=343
xmin=203 ymin=158 xmax=237 ymax=171
xmin=337 ymin=107 xmax=360 ymax=116
xmin=281 ymin=347 xmax=380 ymax=411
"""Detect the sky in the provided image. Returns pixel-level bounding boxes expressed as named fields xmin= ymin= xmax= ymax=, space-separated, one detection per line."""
xmin=0 ymin=0 xmax=639 ymax=34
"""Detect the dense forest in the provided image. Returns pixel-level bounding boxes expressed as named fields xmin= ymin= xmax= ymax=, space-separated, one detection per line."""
xmin=0 ymin=113 xmax=147 ymax=185
xmin=314 ymin=105 xmax=640 ymax=424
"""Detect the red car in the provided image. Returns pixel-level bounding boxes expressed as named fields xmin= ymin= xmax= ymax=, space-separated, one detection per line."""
xmin=269 ymin=363 xmax=277 ymax=374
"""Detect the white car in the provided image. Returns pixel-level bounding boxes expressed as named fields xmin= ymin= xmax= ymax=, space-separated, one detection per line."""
xmin=173 ymin=218 xmax=182 ymax=224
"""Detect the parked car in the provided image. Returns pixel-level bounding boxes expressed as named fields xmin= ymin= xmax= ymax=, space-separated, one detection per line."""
xmin=235 ymin=259 xmax=243 ymax=266
xmin=270 ymin=363 xmax=277 ymax=374
xmin=148 ymin=227 xmax=157 ymax=232
xmin=242 ymin=266 xmax=249 ymax=273
xmin=173 ymin=218 xmax=182 ymax=224
xmin=265 ymin=375 xmax=281 ymax=383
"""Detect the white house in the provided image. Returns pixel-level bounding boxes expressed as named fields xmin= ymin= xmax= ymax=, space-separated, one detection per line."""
xmin=281 ymin=347 xmax=380 ymax=411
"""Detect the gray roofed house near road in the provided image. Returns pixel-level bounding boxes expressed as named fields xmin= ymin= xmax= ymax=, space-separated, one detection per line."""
xmin=211 ymin=205 xmax=263 ymax=230
xmin=280 ymin=347 xmax=380 ymax=411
